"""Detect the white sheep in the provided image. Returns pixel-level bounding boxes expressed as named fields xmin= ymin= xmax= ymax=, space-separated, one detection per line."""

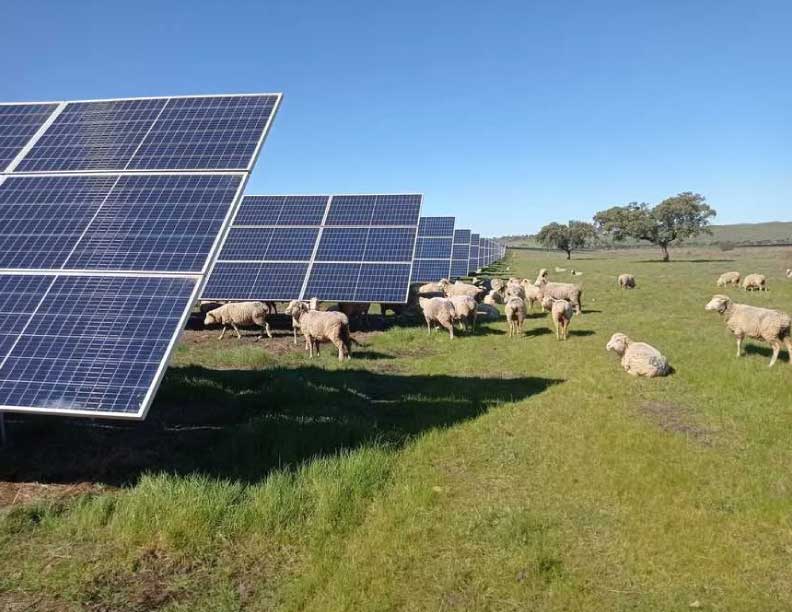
xmin=705 ymin=295 xmax=792 ymax=367
xmin=618 ymin=273 xmax=636 ymax=289
xmin=483 ymin=290 xmax=503 ymax=305
xmin=570 ymin=269 xmax=583 ymax=276
xmin=490 ymin=278 xmax=506 ymax=293
xmin=716 ymin=271 xmax=741 ymax=287
xmin=419 ymin=281 xmax=446 ymax=295
xmin=439 ymin=279 xmax=485 ymax=301
xmin=541 ymin=296 xmax=574 ymax=340
xmin=419 ymin=297 xmax=456 ymax=339
xmin=535 ymin=277 xmax=582 ymax=314
xmin=554 ymin=267 xmax=567 ymax=273
xmin=519 ymin=280 xmax=543 ymax=311
xmin=534 ymin=269 xmax=548 ymax=285
xmin=203 ymin=302 xmax=272 ymax=341
xmin=285 ymin=300 xmax=352 ymax=360
xmin=505 ymin=283 xmax=526 ymax=301
xmin=786 ymin=268 xmax=792 ymax=279
xmin=449 ymin=295 xmax=478 ymax=331
xmin=505 ymin=296 xmax=526 ymax=337
xmin=742 ymin=273 xmax=767 ymax=292
xmin=606 ymin=333 xmax=670 ymax=377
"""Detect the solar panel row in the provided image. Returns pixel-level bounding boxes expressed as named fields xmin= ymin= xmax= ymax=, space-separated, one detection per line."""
xmin=0 ymin=93 xmax=281 ymax=420
xmin=410 ymin=216 xmax=455 ymax=283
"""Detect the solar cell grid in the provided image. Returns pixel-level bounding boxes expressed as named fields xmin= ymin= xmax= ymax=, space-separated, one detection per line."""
xmin=0 ymin=103 xmax=58 ymax=172
xmin=417 ymin=216 xmax=455 ymax=237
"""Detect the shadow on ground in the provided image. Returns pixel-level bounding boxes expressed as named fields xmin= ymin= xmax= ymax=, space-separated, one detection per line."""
xmin=0 ymin=367 xmax=563 ymax=486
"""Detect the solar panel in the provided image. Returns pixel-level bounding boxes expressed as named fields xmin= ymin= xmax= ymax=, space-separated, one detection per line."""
xmin=0 ymin=103 xmax=58 ymax=172
xmin=411 ymin=216 xmax=455 ymax=283
xmin=450 ymin=229 xmax=471 ymax=278
xmin=0 ymin=93 xmax=281 ymax=419
xmin=10 ymin=94 xmax=280 ymax=173
xmin=468 ymin=233 xmax=480 ymax=274
xmin=203 ymin=193 xmax=422 ymax=303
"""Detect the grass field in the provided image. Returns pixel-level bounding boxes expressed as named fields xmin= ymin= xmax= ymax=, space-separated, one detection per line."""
xmin=2 ymin=246 xmax=792 ymax=611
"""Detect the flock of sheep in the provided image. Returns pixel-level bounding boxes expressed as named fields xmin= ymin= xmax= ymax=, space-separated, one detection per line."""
xmin=200 ymin=263 xmax=792 ymax=372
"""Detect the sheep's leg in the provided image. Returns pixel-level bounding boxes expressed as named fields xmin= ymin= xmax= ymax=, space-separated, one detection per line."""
xmin=784 ymin=338 xmax=792 ymax=364
xmin=231 ymin=322 xmax=242 ymax=340
xmin=426 ymin=319 xmax=432 ymax=335
xmin=218 ymin=325 xmax=227 ymax=340
xmin=306 ymin=335 xmax=314 ymax=358
xmin=264 ymin=322 xmax=272 ymax=339
xmin=443 ymin=320 xmax=454 ymax=339
xmin=333 ymin=338 xmax=345 ymax=361
xmin=769 ymin=341 xmax=781 ymax=367
xmin=736 ymin=336 xmax=743 ymax=357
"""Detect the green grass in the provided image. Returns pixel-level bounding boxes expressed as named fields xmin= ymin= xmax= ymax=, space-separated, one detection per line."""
xmin=2 ymin=246 xmax=792 ymax=610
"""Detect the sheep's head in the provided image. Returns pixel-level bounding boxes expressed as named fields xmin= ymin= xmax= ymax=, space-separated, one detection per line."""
xmin=285 ymin=300 xmax=308 ymax=318
xmin=438 ymin=279 xmax=450 ymax=288
xmin=705 ymin=295 xmax=731 ymax=314
xmin=203 ymin=312 xmax=218 ymax=326
xmin=534 ymin=276 xmax=548 ymax=288
xmin=606 ymin=333 xmax=630 ymax=355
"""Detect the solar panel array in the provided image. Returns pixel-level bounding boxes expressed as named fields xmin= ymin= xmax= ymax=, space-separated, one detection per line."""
xmin=468 ymin=233 xmax=480 ymax=275
xmin=0 ymin=94 xmax=280 ymax=419
xmin=450 ymin=229 xmax=471 ymax=278
xmin=203 ymin=193 xmax=423 ymax=303
xmin=410 ymin=216 xmax=455 ymax=283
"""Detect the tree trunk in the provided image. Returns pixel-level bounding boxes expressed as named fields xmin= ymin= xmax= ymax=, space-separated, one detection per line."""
xmin=660 ymin=243 xmax=670 ymax=262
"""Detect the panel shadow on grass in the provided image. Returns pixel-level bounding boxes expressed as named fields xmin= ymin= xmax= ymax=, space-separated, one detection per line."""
xmin=0 ymin=367 xmax=563 ymax=487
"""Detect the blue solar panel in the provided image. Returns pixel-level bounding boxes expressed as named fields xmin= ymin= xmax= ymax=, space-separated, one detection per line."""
xmin=0 ymin=275 xmax=54 ymax=358
xmin=219 ymin=227 xmax=318 ymax=261
xmin=364 ymin=228 xmax=416 ymax=261
xmin=0 ymin=275 xmax=196 ymax=415
xmin=417 ymin=216 xmax=455 ymax=237
xmin=469 ymin=233 xmax=480 ymax=273
xmin=411 ymin=259 xmax=451 ymax=283
xmin=61 ymin=174 xmax=243 ymax=273
xmin=0 ymin=103 xmax=58 ymax=172
xmin=415 ymin=237 xmax=453 ymax=259
xmin=450 ymin=229 xmax=471 ymax=279
xmin=315 ymin=227 xmax=368 ymax=261
xmin=325 ymin=194 xmax=421 ymax=226
xmin=303 ymin=263 xmax=411 ymax=302
xmin=203 ymin=262 xmax=309 ymax=301
xmin=14 ymin=95 xmax=279 ymax=173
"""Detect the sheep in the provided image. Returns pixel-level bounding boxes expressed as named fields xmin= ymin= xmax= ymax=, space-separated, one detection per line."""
xmin=504 ymin=296 xmax=526 ymax=337
xmin=518 ymin=280 xmax=543 ymax=311
xmin=705 ymin=295 xmax=792 ymax=367
xmin=505 ymin=283 xmax=526 ymax=301
xmin=333 ymin=302 xmax=371 ymax=329
xmin=290 ymin=298 xmax=319 ymax=346
xmin=541 ymin=296 xmax=574 ymax=340
xmin=203 ymin=302 xmax=272 ymax=341
xmin=419 ymin=297 xmax=456 ymax=339
xmin=439 ymin=279 xmax=485 ymax=301
xmin=285 ymin=300 xmax=352 ymax=360
xmin=534 ymin=269 xmax=548 ymax=286
xmin=570 ymin=269 xmax=583 ymax=276
xmin=419 ymin=281 xmax=445 ymax=295
xmin=490 ymin=278 xmax=506 ymax=293
xmin=535 ymin=277 xmax=582 ymax=314
xmin=716 ymin=271 xmax=741 ymax=287
xmin=483 ymin=290 xmax=503 ymax=305
xmin=786 ymin=268 xmax=792 ymax=279
xmin=742 ymin=273 xmax=767 ymax=292
xmin=554 ymin=267 xmax=567 ymax=273
xmin=618 ymin=273 xmax=636 ymax=289
xmin=606 ymin=333 xmax=671 ymax=377
xmin=449 ymin=295 xmax=478 ymax=331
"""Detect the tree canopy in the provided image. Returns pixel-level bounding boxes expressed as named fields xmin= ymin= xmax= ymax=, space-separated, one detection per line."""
xmin=593 ymin=192 xmax=716 ymax=261
xmin=535 ymin=220 xmax=596 ymax=259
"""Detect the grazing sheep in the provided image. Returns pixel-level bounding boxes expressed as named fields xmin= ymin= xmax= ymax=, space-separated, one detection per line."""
xmin=449 ymin=295 xmax=478 ymax=331
xmin=555 ymin=267 xmax=567 ymax=273
xmin=716 ymin=271 xmax=741 ymax=287
xmin=203 ymin=302 xmax=272 ymax=341
xmin=535 ymin=277 xmax=582 ymax=314
xmin=419 ymin=297 xmax=456 ymax=339
xmin=521 ymin=282 xmax=543 ymax=311
xmin=705 ymin=295 xmax=791 ymax=367
xmin=618 ymin=273 xmax=636 ymax=289
xmin=484 ymin=290 xmax=503 ymax=305
xmin=505 ymin=296 xmax=526 ymax=337
xmin=606 ymin=333 xmax=670 ymax=377
xmin=285 ymin=300 xmax=352 ymax=360
xmin=742 ymin=273 xmax=768 ymax=292
xmin=439 ymin=279 xmax=485 ymax=301
xmin=541 ymin=296 xmax=574 ymax=340
xmin=534 ymin=269 xmax=549 ymax=285
xmin=570 ymin=269 xmax=583 ymax=276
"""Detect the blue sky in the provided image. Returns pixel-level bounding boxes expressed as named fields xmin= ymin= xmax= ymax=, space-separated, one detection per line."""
xmin=3 ymin=0 xmax=790 ymax=236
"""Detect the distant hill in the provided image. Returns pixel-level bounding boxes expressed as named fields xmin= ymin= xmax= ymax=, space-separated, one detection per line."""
xmin=498 ymin=221 xmax=792 ymax=249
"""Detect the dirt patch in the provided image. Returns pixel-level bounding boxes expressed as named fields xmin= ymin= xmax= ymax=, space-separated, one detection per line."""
xmin=639 ymin=401 xmax=716 ymax=445
xmin=0 ymin=481 xmax=109 ymax=509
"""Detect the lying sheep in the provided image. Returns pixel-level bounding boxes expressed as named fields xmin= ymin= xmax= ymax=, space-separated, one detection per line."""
xmin=742 ymin=273 xmax=767 ymax=292
xmin=717 ymin=271 xmax=741 ymax=287
xmin=786 ymin=269 xmax=792 ymax=279
xmin=505 ymin=296 xmax=526 ymax=337
xmin=535 ymin=277 xmax=582 ymax=314
xmin=483 ymin=290 xmax=503 ymax=305
xmin=449 ymin=295 xmax=477 ymax=331
xmin=419 ymin=297 xmax=456 ymax=338
xmin=285 ymin=300 xmax=352 ymax=360
xmin=606 ymin=333 xmax=670 ymax=377
xmin=555 ymin=267 xmax=567 ymax=273
xmin=419 ymin=281 xmax=445 ymax=295
xmin=439 ymin=279 xmax=485 ymax=301
xmin=570 ymin=269 xmax=583 ymax=276
xmin=542 ymin=296 xmax=574 ymax=340
xmin=705 ymin=295 xmax=791 ymax=367
xmin=204 ymin=302 xmax=273 ymax=341
xmin=618 ymin=273 xmax=636 ymax=289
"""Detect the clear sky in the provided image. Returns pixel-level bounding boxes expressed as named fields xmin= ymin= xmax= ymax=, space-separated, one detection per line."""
xmin=3 ymin=0 xmax=790 ymax=236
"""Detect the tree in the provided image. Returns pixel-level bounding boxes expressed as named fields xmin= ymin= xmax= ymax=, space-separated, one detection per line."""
xmin=593 ymin=192 xmax=716 ymax=261
xmin=535 ymin=220 xmax=596 ymax=259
